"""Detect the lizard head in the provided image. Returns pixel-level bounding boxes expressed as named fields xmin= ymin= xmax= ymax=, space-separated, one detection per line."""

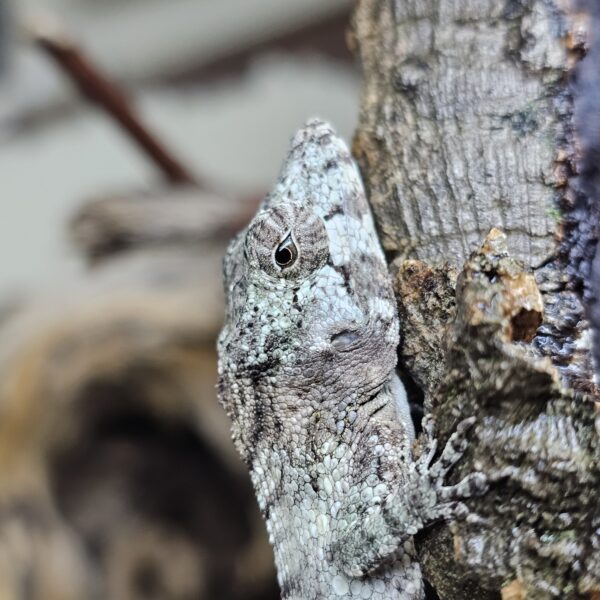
xmin=218 ymin=120 xmax=399 ymax=462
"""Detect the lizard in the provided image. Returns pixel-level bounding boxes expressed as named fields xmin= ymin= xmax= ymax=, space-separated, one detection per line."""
xmin=217 ymin=119 xmax=487 ymax=599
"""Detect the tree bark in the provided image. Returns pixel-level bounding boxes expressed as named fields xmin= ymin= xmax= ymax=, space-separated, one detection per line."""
xmin=352 ymin=1 xmax=599 ymax=598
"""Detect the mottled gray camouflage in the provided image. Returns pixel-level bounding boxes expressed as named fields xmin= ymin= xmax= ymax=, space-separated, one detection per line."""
xmin=218 ymin=120 xmax=486 ymax=599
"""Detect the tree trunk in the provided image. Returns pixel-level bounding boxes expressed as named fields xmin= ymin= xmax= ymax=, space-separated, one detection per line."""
xmin=351 ymin=1 xmax=599 ymax=598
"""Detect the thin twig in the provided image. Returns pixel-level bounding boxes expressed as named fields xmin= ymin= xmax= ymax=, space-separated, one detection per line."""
xmin=29 ymin=19 xmax=198 ymax=187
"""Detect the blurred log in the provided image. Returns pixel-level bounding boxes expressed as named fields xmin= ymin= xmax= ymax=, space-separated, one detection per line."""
xmin=1 ymin=18 xmax=277 ymax=600
xmin=352 ymin=1 xmax=599 ymax=598
xmin=69 ymin=189 xmax=260 ymax=262
xmin=0 ymin=220 xmax=278 ymax=599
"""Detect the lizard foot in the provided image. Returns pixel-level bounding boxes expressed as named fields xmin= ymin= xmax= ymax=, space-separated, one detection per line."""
xmin=389 ymin=415 xmax=488 ymax=533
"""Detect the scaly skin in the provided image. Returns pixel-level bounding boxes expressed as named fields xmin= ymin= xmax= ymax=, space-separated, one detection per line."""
xmin=217 ymin=120 xmax=486 ymax=599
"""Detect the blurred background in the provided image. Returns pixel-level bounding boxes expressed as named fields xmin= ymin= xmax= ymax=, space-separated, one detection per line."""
xmin=0 ymin=1 xmax=359 ymax=598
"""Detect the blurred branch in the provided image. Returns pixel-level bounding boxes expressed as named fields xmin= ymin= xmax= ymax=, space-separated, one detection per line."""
xmin=70 ymin=189 xmax=261 ymax=261
xmin=29 ymin=19 xmax=198 ymax=187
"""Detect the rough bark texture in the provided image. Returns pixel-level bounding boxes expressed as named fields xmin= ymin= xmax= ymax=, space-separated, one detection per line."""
xmin=399 ymin=231 xmax=598 ymax=599
xmin=352 ymin=0 xmax=595 ymax=391
xmin=352 ymin=0 xmax=572 ymax=267
xmin=352 ymin=1 xmax=599 ymax=598
xmin=574 ymin=1 xmax=600 ymax=378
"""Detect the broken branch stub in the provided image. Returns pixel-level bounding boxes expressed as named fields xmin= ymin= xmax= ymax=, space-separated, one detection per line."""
xmin=404 ymin=229 xmax=600 ymax=599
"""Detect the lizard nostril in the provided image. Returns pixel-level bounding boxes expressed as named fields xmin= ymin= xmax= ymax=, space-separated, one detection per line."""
xmin=331 ymin=330 xmax=360 ymax=351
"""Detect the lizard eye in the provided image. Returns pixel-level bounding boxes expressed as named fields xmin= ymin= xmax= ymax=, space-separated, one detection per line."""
xmin=274 ymin=233 xmax=298 ymax=269
xmin=246 ymin=203 xmax=327 ymax=281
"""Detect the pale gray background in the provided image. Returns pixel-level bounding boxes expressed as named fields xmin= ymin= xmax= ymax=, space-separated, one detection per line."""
xmin=0 ymin=0 xmax=359 ymax=296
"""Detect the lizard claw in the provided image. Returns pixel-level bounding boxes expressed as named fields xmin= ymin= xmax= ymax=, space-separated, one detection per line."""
xmin=428 ymin=416 xmax=476 ymax=484
xmin=403 ymin=415 xmax=487 ymax=527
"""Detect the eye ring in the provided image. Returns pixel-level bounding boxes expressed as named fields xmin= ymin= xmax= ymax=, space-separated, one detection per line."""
xmin=274 ymin=232 xmax=298 ymax=269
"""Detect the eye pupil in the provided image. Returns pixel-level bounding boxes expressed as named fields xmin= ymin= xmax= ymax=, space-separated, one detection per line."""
xmin=275 ymin=247 xmax=293 ymax=265
xmin=274 ymin=233 xmax=298 ymax=269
